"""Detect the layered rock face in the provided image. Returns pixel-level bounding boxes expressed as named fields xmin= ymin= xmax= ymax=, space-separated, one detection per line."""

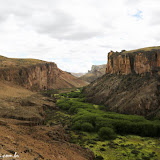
xmin=106 ymin=49 xmax=160 ymax=75
xmin=80 ymin=64 xmax=106 ymax=82
xmin=84 ymin=47 xmax=160 ymax=118
xmin=0 ymin=56 xmax=87 ymax=90
xmin=89 ymin=64 xmax=106 ymax=73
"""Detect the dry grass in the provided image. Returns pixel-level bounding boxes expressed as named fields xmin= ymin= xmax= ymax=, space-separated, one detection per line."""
xmin=0 ymin=81 xmax=49 ymax=121
xmin=0 ymin=80 xmax=92 ymax=160
xmin=0 ymin=55 xmax=47 ymax=68
xmin=124 ymin=46 xmax=160 ymax=54
xmin=0 ymin=81 xmax=34 ymax=98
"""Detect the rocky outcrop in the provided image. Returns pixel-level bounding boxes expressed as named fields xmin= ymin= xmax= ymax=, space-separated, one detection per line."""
xmin=80 ymin=64 xmax=106 ymax=82
xmin=84 ymin=47 xmax=160 ymax=118
xmin=106 ymin=48 xmax=160 ymax=75
xmin=0 ymin=56 xmax=87 ymax=90
xmin=89 ymin=64 xmax=106 ymax=73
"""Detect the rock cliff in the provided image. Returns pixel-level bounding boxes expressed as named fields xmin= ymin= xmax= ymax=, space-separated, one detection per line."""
xmin=0 ymin=56 xmax=87 ymax=90
xmin=84 ymin=46 xmax=160 ymax=118
xmin=106 ymin=47 xmax=160 ymax=75
xmin=80 ymin=64 xmax=106 ymax=82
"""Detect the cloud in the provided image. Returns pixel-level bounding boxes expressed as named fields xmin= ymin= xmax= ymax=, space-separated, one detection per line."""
xmin=32 ymin=10 xmax=75 ymax=38
xmin=125 ymin=0 xmax=141 ymax=6
xmin=0 ymin=0 xmax=160 ymax=72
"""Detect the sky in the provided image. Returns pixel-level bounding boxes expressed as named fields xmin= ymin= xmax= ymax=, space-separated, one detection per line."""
xmin=0 ymin=0 xmax=160 ymax=73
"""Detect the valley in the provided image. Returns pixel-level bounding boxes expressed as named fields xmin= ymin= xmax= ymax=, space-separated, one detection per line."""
xmin=47 ymin=89 xmax=160 ymax=160
xmin=84 ymin=47 xmax=160 ymax=118
xmin=0 ymin=57 xmax=92 ymax=160
xmin=0 ymin=46 xmax=160 ymax=160
xmin=0 ymin=85 xmax=93 ymax=160
xmin=0 ymin=0 xmax=160 ymax=159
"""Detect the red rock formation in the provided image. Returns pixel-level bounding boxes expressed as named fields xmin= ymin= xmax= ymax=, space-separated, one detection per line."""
xmin=0 ymin=57 xmax=87 ymax=90
xmin=84 ymin=47 xmax=160 ymax=118
xmin=106 ymin=49 xmax=160 ymax=75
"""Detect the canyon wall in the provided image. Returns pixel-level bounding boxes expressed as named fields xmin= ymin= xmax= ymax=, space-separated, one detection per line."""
xmin=84 ymin=47 xmax=160 ymax=118
xmin=0 ymin=57 xmax=87 ymax=90
xmin=106 ymin=49 xmax=160 ymax=75
xmin=80 ymin=64 xmax=106 ymax=82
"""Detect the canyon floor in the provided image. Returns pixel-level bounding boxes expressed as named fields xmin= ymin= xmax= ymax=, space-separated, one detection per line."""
xmin=54 ymin=89 xmax=160 ymax=160
xmin=0 ymin=82 xmax=160 ymax=160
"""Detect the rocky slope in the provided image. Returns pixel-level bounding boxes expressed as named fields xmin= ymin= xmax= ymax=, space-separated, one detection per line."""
xmin=84 ymin=46 xmax=160 ymax=118
xmin=0 ymin=56 xmax=92 ymax=159
xmin=0 ymin=55 xmax=87 ymax=91
xmin=80 ymin=64 xmax=106 ymax=82
xmin=0 ymin=81 xmax=94 ymax=160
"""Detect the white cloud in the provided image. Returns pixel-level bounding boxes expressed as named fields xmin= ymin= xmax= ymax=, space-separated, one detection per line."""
xmin=0 ymin=0 xmax=160 ymax=72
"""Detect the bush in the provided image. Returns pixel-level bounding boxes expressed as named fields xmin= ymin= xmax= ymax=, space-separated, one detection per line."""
xmin=69 ymin=106 xmax=78 ymax=114
xmin=71 ymin=121 xmax=82 ymax=130
xmin=95 ymin=155 xmax=104 ymax=160
xmin=56 ymin=102 xmax=70 ymax=110
xmin=56 ymin=91 xmax=160 ymax=137
xmin=73 ymin=114 xmax=97 ymax=126
xmin=98 ymin=105 xmax=106 ymax=110
xmin=81 ymin=122 xmax=94 ymax=132
xmin=95 ymin=120 xmax=114 ymax=131
xmin=98 ymin=127 xmax=116 ymax=140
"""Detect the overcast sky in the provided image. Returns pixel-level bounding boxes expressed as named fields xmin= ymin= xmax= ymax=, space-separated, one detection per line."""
xmin=0 ymin=0 xmax=160 ymax=72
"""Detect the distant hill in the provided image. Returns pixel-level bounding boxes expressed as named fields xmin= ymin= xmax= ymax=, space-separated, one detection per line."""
xmin=80 ymin=64 xmax=106 ymax=83
xmin=71 ymin=72 xmax=86 ymax=77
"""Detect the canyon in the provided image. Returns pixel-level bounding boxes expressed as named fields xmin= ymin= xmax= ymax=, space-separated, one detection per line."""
xmin=0 ymin=56 xmax=92 ymax=160
xmin=1 ymin=46 xmax=160 ymax=159
xmin=0 ymin=55 xmax=87 ymax=91
xmin=84 ymin=46 xmax=160 ymax=118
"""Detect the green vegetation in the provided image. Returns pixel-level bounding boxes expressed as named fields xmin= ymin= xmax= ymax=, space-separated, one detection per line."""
xmin=56 ymin=90 xmax=160 ymax=138
xmin=76 ymin=133 xmax=160 ymax=160
xmin=44 ymin=88 xmax=160 ymax=160
xmin=98 ymin=127 xmax=116 ymax=140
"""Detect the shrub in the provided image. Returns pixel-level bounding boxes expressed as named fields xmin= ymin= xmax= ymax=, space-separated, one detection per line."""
xmin=100 ymin=148 xmax=106 ymax=151
xmin=95 ymin=155 xmax=104 ymax=160
xmin=56 ymin=99 xmax=71 ymax=111
xmin=68 ymin=92 xmax=81 ymax=98
xmin=95 ymin=120 xmax=114 ymax=131
xmin=69 ymin=106 xmax=78 ymax=114
xmin=57 ymin=91 xmax=160 ymax=137
xmin=98 ymin=105 xmax=106 ymax=110
xmin=71 ymin=121 xmax=82 ymax=130
xmin=81 ymin=122 xmax=94 ymax=132
xmin=73 ymin=114 xmax=97 ymax=126
xmin=76 ymin=98 xmax=86 ymax=102
xmin=98 ymin=127 xmax=116 ymax=140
